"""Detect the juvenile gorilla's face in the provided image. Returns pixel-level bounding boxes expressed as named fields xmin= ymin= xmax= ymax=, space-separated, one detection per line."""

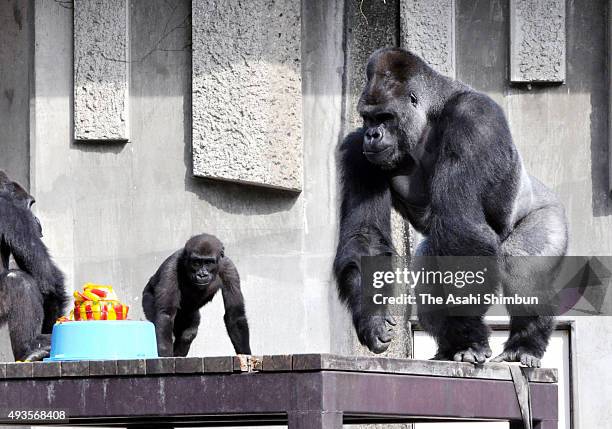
xmin=357 ymin=49 xmax=429 ymax=170
xmin=183 ymin=234 xmax=224 ymax=287
xmin=187 ymin=252 xmax=219 ymax=286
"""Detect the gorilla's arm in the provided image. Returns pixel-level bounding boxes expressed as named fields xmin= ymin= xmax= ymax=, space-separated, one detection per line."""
xmin=333 ymin=130 xmax=396 ymax=353
xmin=173 ymin=309 xmax=200 ymax=357
xmin=427 ymin=92 xmax=515 ymax=257
xmin=219 ymin=257 xmax=251 ymax=355
xmin=142 ymin=252 xmax=181 ymax=357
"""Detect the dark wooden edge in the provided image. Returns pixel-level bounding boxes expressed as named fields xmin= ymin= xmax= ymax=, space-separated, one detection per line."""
xmin=0 ymin=354 xmax=557 ymax=383
xmin=291 ymin=354 xmax=558 ymax=383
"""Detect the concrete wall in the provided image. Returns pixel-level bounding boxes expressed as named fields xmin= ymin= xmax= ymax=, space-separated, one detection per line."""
xmin=191 ymin=0 xmax=303 ymax=191
xmin=0 ymin=0 xmax=611 ymax=428
xmin=73 ymin=0 xmax=130 ymax=141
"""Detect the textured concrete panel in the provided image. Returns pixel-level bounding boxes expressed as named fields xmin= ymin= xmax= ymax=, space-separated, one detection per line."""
xmin=191 ymin=0 xmax=302 ymax=191
xmin=400 ymin=0 xmax=456 ymax=78
xmin=510 ymin=0 xmax=566 ymax=82
xmin=74 ymin=0 xmax=129 ymax=141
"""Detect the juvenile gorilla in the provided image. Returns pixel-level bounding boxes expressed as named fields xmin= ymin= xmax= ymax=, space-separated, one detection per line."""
xmin=143 ymin=234 xmax=251 ymax=357
xmin=0 ymin=171 xmax=67 ymax=361
xmin=334 ymin=48 xmax=567 ymax=367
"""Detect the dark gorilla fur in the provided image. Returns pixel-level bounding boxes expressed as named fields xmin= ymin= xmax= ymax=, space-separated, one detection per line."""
xmin=0 ymin=171 xmax=67 ymax=361
xmin=334 ymin=48 xmax=568 ymax=367
xmin=142 ymin=233 xmax=251 ymax=357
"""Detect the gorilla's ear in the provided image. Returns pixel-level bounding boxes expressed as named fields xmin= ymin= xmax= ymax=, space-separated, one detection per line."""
xmin=220 ymin=247 xmax=225 ymax=259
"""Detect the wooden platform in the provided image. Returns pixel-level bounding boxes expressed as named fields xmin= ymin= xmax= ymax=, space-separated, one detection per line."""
xmin=0 ymin=354 xmax=558 ymax=428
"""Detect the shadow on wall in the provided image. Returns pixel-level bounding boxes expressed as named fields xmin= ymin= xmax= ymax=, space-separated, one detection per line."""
xmin=572 ymin=0 xmax=611 ymax=217
xmin=589 ymin=87 xmax=611 ymax=218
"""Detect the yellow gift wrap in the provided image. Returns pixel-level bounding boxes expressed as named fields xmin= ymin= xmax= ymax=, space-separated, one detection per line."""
xmin=59 ymin=283 xmax=129 ymax=322
xmin=73 ymin=300 xmax=129 ymax=321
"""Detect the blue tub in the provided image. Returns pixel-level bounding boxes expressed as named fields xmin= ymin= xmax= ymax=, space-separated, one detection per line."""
xmin=45 ymin=320 xmax=158 ymax=361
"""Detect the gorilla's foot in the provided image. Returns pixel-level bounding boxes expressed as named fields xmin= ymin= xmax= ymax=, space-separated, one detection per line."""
xmin=356 ymin=314 xmax=397 ymax=354
xmin=492 ymin=349 xmax=542 ymax=367
xmin=451 ymin=343 xmax=492 ymax=364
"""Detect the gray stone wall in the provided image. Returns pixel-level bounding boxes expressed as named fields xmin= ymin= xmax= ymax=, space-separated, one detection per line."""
xmin=74 ymin=0 xmax=129 ymax=141
xmin=191 ymin=0 xmax=303 ymax=192
xmin=509 ymin=0 xmax=566 ymax=82
xmin=400 ymin=0 xmax=456 ymax=78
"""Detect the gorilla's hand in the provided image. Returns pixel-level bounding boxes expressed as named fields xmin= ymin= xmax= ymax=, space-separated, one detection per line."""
xmin=356 ymin=314 xmax=396 ymax=354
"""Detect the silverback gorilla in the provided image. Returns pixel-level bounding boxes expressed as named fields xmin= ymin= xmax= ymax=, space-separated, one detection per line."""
xmin=143 ymin=234 xmax=251 ymax=357
xmin=0 ymin=171 xmax=67 ymax=361
xmin=334 ymin=48 xmax=568 ymax=367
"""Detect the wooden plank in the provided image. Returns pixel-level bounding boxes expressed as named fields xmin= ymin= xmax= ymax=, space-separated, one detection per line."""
xmin=89 ymin=360 xmax=118 ymax=376
xmin=292 ymin=354 xmax=557 ymax=383
xmin=32 ymin=362 xmax=61 ymax=378
xmin=116 ymin=359 xmax=145 ymax=376
xmin=145 ymin=358 xmax=175 ymax=375
xmin=61 ymin=361 xmax=90 ymax=377
xmin=175 ymin=357 xmax=204 ymax=374
xmin=262 ymin=355 xmax=292 ymax=372
xmin=203 ymin=356 xmax=233 ymax=373
xmin=0 ymin=355 xmax=557 ymax=383
xmin=5 ymin=362 xmax=33 ymax=378
xmin=0 ymin=370 xmax=557 ymax=425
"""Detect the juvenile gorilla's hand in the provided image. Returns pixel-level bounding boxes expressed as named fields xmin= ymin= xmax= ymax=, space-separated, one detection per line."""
xmin=356 ymin=314 xmax=396 ymax=353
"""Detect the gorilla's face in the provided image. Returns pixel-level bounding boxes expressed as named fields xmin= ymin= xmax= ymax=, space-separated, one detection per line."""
xmin=182 ymin=235 xmax=224 ymax=287
xmin=357 ymin=49 xmax=429 ymax=170
xmin=185 ymin=251 xmax=219 ymax=287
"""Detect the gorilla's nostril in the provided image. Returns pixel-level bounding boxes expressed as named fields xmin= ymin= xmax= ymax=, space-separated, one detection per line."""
xmin=366 ymin=127 xmax=384 ymax=142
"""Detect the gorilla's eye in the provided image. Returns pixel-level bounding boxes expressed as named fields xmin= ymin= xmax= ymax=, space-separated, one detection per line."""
xmin=375 ymin=113 xmax=394 ymax=124
xmin=410 ymin=93 xmax=418 ymax=106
